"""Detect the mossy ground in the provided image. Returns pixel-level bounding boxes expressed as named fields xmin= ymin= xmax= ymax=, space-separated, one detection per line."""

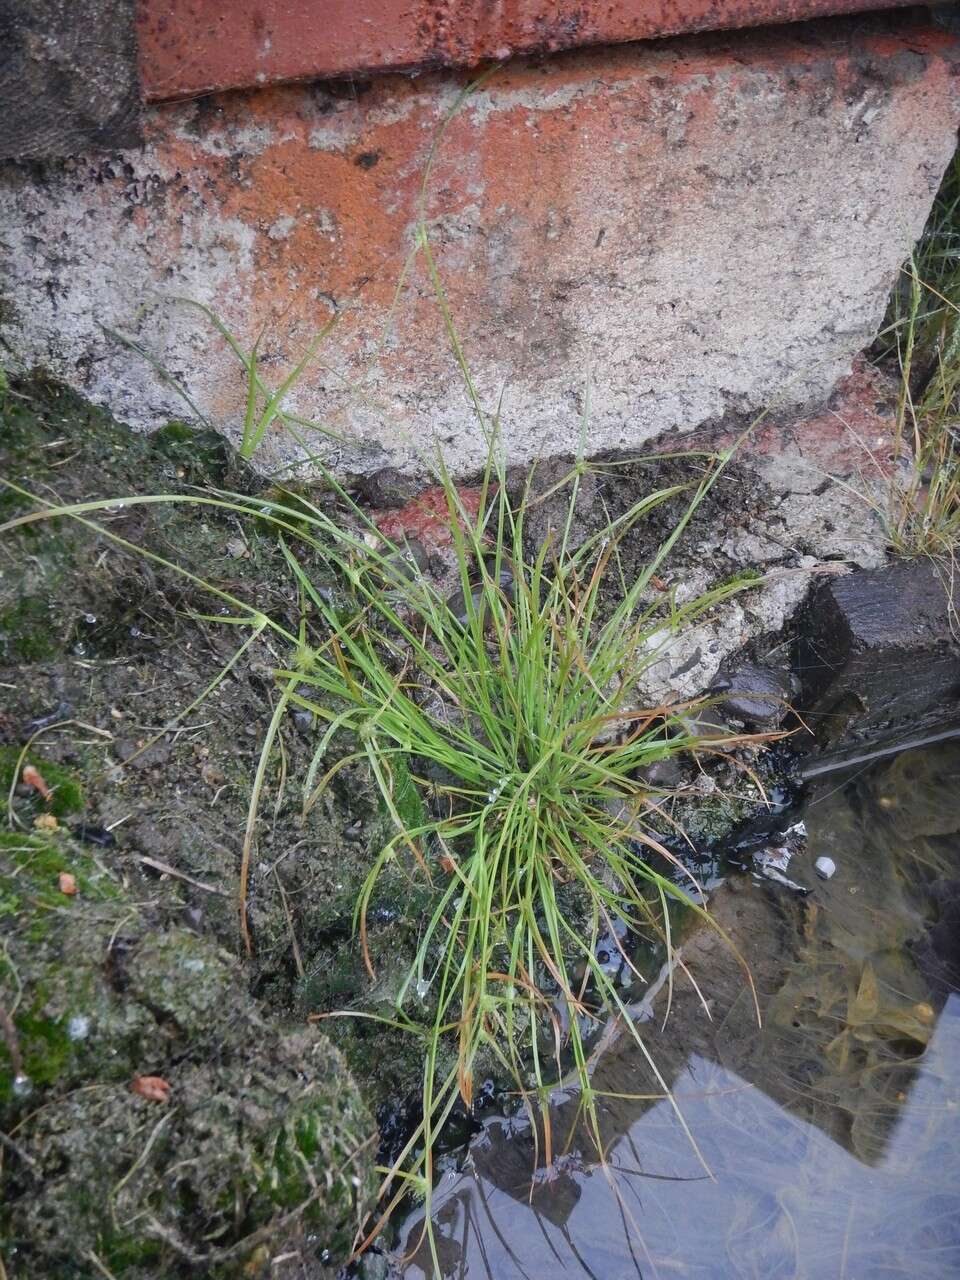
xmin=0 ymin=377 xmax=417 ymax=1275
xmin=0 ymin=826 xmax=376 ymax=1277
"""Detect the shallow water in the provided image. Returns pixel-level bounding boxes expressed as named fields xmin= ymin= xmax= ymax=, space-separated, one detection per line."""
xmin=396 ymin=742 xmax=960 ymax=1279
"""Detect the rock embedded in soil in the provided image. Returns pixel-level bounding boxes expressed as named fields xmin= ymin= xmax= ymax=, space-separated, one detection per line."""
xmin=713 ymin=661 xmax=796 ymax=729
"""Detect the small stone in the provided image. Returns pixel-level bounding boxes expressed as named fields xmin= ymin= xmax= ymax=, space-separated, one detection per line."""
xmin=67 ymin=1014 xmax=90 ymax=1041
xmin=715 ymin=662 xmax=794 ymax=728
xmin=343 ymin=820 xmax=363 ymax=842
xmin=226 ymin=536 xmax=248 ymax=558
xmin=70 ymin=823 xmax=116 ymax=847
xmin=815 ymin=856 xmax=836 ymax=879
xmin=181 ymin=906 xmax=204 ymax=931
xmin=292 ymin=707 xmax=315 ymax=732
xmin=637 ymin=756 xmax=684 ymax=789
xmin=33 ymin=813 xmax=59 ymax=832
xmin=357 ymin=466 xmax=421 ymax=509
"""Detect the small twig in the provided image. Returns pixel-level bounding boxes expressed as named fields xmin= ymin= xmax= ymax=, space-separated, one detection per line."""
xmin=274 ymin=868 xmax=305 ymax=979
xmin=112 ymin=1109 xmax=177 ymax=1214
xmin=134 ymin=855 xmax=227 ymax=896
xmin=143 ymin=1131 xmax=376 ymax=1265
xmin=0 ymin=1003 xmax=24 ymax=1078
xmin=86 ymin=1250 xmax=121 ymax=1280
xmin=0 ymin=1126 xmax=40 ymax=1175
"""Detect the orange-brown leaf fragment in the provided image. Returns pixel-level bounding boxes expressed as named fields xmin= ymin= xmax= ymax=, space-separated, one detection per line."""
xmin=131 ymin=1074 xmax=171 ymax=1103
xmin=58 ymin=871 xmax=78 ymax=896
xmin=22 ymin=764 xmax=52 ymax=802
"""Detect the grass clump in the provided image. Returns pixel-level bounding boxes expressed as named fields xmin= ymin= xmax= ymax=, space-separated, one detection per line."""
xmin=1 ymin=423 xmax=764 ymax=1269
xmin=872 ymin=151 xmax=960 ymax=561
xmin=206 ymin=421 xmax=763 ymax=1264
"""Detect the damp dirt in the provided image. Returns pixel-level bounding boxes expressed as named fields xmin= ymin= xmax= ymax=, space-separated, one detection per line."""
xmin=0 ymin=371 xmax=912 ymax=1277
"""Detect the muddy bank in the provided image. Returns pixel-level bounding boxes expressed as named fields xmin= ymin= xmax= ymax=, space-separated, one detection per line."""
xmin=0 ymin=366 xmax=950 ymax=1275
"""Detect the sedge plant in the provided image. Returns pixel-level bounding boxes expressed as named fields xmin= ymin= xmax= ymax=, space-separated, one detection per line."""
xmin=103 ymin=297 xmax=343 ymax=462
xmin=857 ymin=151 xmax=960 ymax=562
xmin=0 ymin=415 xmax=766 ymax=1271
xmin=883 ymin=258 xmax=960 ymax=561
xmin=222 ymin=388 xmax=766 ymax=1264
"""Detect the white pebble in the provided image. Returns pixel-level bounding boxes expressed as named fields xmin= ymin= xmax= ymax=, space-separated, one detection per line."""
xmin=815 ymin=856 xmax=836 ymax=880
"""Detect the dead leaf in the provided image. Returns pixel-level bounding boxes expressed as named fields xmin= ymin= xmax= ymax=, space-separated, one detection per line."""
xmin=131 ymin=1074 xmax=171 ymax=1103
xmin=22 ymin=764 xmax=52 ymax=802
xmin=200 ymin=762 xmax=225 ymax=788
xmin=58 ymin=871 xmax=77 ymax=896
xmin=439 ymin=855 xmax=458 ymax=875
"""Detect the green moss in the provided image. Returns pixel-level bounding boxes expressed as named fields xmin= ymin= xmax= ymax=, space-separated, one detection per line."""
xmin=0 ymin=747 xmax=84 ymax=818
xmin=0 ymin=832 xmax=127 ymax=1106
xmin=0 ymin=595 xmax=61 ymax=662
xmin=716 ymin=566 xmax=763 ymax=590
xmin=1 ymin=825 xmax=376 ymax=1273
xmin=151 ymin=419 xmax=233 ymax=485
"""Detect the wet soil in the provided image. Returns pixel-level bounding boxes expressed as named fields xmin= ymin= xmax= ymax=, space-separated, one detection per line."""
xmin=0 ymin=372 xmax=894 ymax=1276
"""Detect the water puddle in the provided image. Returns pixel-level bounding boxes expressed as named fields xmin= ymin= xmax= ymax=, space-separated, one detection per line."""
xmin=395 ymin=743 xmax=960 ymax=1278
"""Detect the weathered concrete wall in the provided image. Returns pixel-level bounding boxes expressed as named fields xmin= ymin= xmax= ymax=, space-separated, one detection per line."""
xmin=1 ymin=14 xmax=958 ymax=477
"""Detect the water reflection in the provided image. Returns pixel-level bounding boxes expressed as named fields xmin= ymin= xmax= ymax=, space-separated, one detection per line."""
xmin=397 ymin=743 xmax=960 ymax=1279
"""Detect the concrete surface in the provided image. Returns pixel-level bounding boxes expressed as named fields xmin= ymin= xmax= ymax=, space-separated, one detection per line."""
xmin=1 ymin=14 xmax=958 ymax=479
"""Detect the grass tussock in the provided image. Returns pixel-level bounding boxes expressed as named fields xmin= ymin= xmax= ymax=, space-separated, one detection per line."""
xmin=875 ymin=152 xmax=960 ymax=561
xmin=269 ymin=444 xmax=765 ymax=1258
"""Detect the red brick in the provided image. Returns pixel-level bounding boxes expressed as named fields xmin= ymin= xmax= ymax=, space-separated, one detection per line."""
xmin=137 ymin=0 xmax=913 ymax=101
